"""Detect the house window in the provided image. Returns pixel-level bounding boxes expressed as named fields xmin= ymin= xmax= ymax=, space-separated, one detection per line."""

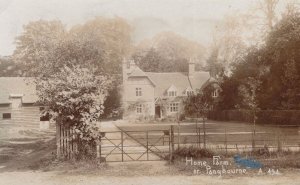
xmin=136 ymin=88 xmax=142 ymax=96
xmin=212 ymin=89 xmax=218 ymax=98
xmin=170 ymin=103 xmax=179 ymax=112
xmin=168 ymin=91 xmax=177 ymax=97
xmin=2 ymin=113 xmax=11 ymax=119
xmin=186 ymin=91 xmax=193 ymax=96
xmin=136 ymin=104 xmax=142 ymax=114
xmin=0 ymin=104 xmax=10 ymax=108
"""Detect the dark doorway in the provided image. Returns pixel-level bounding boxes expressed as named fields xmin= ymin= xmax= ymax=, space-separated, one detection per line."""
xmin=155 ymin=106 xmax=161 ymax=118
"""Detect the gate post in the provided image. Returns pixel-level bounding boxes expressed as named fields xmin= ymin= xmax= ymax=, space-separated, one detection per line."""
xmin=198 ymin=127 xmax=201 ymax=148
xmin=56 ymin=122 xmax=61 ymax=157
xmin=146 ymin=131 xmax=149 ymax=160
xmin=121 ymin=131 xmax=124 ymax=162
xmin=225 ymin=128 xmax=228 ymax=156
xmin=169 ymin=125 xmax=174 ymax=163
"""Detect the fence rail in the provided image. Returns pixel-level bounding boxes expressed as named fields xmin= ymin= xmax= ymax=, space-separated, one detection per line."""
xmin=56 ymin=122 xmax=300 ymax=161
xmin=99 ymin=129 xmax=173 ymax=162
xmin=171 ymin=123 xmax=300 ymax=154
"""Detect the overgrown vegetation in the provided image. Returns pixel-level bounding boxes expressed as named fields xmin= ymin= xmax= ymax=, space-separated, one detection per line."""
xmin=173 ymin=146 xmax=214 ymax=159
xmin=217 ymin=12 xmax=300 ymax=111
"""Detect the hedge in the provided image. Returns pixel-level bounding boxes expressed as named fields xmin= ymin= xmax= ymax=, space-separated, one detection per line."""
xmin=208 ymin=109 xmax=300 ymax=125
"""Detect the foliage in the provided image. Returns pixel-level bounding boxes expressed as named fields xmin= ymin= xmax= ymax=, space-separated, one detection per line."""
xmin=260 ymin=12 xmax=300 ymax=109
xmin=173 ymin=146 xmax=214 ymax=159
xmin=13 ymin=20 xmax=66 ymax=77
xmin=218 ymin=12 xmax=300 ymax=111
xmin=125 ymin=101 xmax=153 ymax=121
xmin=101 ymin=84 xmax=122 ymax=119
xmin=0 ymin=57 xmax=25 ymax=76
xmin=13 ymin=17 xmax=132 ymax=118
xmin=238 ymin=77 xmax=261 ymax=111
xmin=132 ymin=32 xmax=206 ymax=72
xmin=13 ymin=17 xmax=132 ymax=77
xmin=208 ymin=109 xmax=300 ymax=125
xmin=37 ymin=65 xmax=111 ymax=157
xmin=184 ymin=85 xmax=215 ymax=118
xmin=205 ymin=47 xmax=223 ymax=77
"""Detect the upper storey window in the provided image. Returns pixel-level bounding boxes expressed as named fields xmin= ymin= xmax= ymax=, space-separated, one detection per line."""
xmin=167 ymin=85 xmax=177 ymax=97
xmin=168 ymin=91 xmax=177 ymax=97
xmin=136 ymin=87 xmax=142 ymax=96
xmin=186 ymin=91 xmax=193 ymax=96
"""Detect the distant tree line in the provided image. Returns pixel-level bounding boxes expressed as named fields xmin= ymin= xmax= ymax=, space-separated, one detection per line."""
xmin=217 ymin=12 xmax=300 ymax=110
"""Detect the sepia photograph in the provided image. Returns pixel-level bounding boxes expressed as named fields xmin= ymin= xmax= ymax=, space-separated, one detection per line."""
xmin=0 ymin=0 xmax=299 ymax=184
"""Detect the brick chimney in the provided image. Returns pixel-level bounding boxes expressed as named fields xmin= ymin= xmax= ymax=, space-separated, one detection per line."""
xmin=122 ymin=58 xmax=129 ymax=84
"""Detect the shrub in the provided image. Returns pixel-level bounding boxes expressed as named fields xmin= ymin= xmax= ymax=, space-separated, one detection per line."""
xmin=173 ymin=146 xmax=214 ymax=159
xmin=209 ymin=109 xmax=300 ymax=125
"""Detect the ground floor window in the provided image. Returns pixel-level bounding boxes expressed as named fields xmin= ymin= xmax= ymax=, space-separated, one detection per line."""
xmin=169 ymin=103 xmax=179 ymax=112
xmin=2 ymin=113 xmax=11 ymax=119
xmin=212 ymin=89 xmax=218 ymax=97
xmin=136 ymin=104 xmax=142 ymax=114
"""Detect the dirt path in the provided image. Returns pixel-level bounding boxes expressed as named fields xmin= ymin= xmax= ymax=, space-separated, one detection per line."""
xmin=0 ymin=162 xmax=300 ymax=185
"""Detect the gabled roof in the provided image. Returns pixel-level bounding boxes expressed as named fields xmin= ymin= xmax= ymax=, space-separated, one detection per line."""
xmin=128 ymin=67 xmax=147 ymax=77
xmin=185 ymin=86 xmax=193 ymax=92
xmin=166 ymin=85 xmax=177 ymax=92
xmin=0 ymin=77 xmax=38 ymax=104
xmin=146 ymin=72 xmax=191 ymax=97
xmin=128 ymin=67 xmax=156 ymax=86
xmin=189 ymin=72 xmax=210 ymax=90
xmin=200 ymin=77 xmax=221 ymax=91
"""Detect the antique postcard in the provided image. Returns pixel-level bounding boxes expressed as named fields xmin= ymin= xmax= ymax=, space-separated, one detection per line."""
xmin=0 ymin=0 xmax=299 ymax=184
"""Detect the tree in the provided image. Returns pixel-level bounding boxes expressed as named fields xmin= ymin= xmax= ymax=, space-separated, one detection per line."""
xmin=0 ymin=56 xmax=25 ymax=77
xmin=261 ymin=12 xmax=300 ymax=109
xmin=37 ymin=65 xmax=111 ymax=158
xmin=184 ymin=85 xmax=215 ymax=148
xmin=69 ymin=17 xmax=132 ymax=75
xmin=133 ymin=32 xmax=206 ymax=72
xmin=132 ymin=47 xmax=162 ymax=72
xmin=206 ymin=47 xmax=223 ymax=77
xmin=212 ymin=13 xmax=250 ymax=75
xmin=13 ymin=17 xmax=132 ymax=118
xmin=258 ymin=0 xmax=279 ymax=31
xmin=238 ymin=77 xmax=261 ymax=149
xmin=217 ymin=47 xmax=263 ymax=110
xmin=13 ymin=20 xmax=66 ymax=76
xmin=13 ymin=17 xmax=132 ymax=77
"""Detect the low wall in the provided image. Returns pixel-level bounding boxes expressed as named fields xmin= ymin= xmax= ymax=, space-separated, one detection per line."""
xmin=208 ymin=109 xmax=300 ymax=125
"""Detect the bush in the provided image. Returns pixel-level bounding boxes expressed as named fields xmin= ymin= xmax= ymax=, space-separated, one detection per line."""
xmin=173 ymin=146 xmax=214 ymax=159
xmin=209 ymin=109 xmax=300 ymax=125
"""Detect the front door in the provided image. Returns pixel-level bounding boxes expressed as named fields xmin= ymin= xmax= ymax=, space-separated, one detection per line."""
xmin=155 ymin=105 xmax=161 ymax=118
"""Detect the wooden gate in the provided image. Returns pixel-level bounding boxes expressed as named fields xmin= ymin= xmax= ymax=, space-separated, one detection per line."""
xmin=99 ymin=127 xmax=174 ymax=162
xmin=56 ymin=123 xmax=77 ymax=159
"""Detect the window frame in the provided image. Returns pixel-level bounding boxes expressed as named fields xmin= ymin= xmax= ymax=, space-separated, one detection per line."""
xmin=2 ymin=113 xmax=11 ymax=120
xmin=169 ymin=102 xmax=179 ymax=113
xmin=186 ymin=90 xmax=193 ymax=96
xmin=136 ymin=104 xmax=142 ymax=114
xmin=136 ymin=87 xmax=142 ymax=96
xmin=168 ymin=91 xmax=177 ymax=97
xmin=212 ymin=89 xmax=218 ymax=98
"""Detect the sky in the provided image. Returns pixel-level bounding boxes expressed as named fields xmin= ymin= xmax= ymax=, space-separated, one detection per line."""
xmin=0 ymin=0 xmax=289 ymax=56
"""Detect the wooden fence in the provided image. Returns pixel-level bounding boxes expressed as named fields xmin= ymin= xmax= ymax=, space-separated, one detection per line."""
xmin=56 ymin=122 xmax=300 ymax=161
xmin=56 ymin=123 xmax=77 ymax=159
xmin=171 ymin=123 xmax=300 ymax=154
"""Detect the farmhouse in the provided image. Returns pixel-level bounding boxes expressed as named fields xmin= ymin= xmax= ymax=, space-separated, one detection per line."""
xmin=122 ymin=59 xmax=220 ymax=120
xmin=0 ymin=77 xmax=49 ymax=129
